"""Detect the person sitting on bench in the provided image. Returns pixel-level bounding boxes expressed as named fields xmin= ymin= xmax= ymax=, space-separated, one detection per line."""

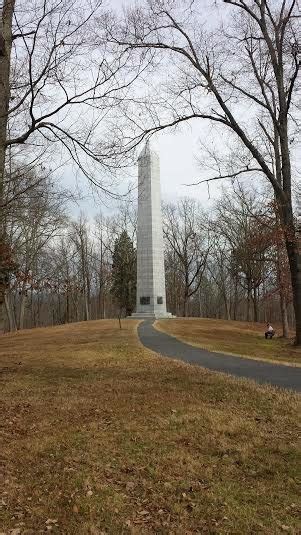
xmin=265 ymin=323 xmax=275 ymax=339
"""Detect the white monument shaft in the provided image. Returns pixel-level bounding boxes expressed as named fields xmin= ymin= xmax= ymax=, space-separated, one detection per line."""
xmin=133 ymin=142 xmax=171 ymax=318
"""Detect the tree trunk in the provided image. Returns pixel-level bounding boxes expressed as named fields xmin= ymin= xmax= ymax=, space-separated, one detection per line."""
xmin=233 ymin=277 xmax=238 ymax=321
xmin=0 ymin=0 xmax=16 ymax=333
xmin=252 ymin=287 xmax=258 ymax=323
xmin=246 ymin=285 xmax=251 ymax=322
xmin=99 ymin=240 xmax=104 ymax=319
xmin=225 ymin=299 xmax=231 ymax=321
xmin=276 ymin=241 xmax=289 ymax=338
xmin=198 ymin=285 xmax=202 ymax=317
xmin=280 ymin=290 xmax=289 ymax=339
xmin=277 ymin=71 xmax=298 ymax=339
xmin=222 ymin=286 xmax=231 ymax=320
xmin=75 ymin=301 xmax=79 ymax=322
xmin=276 ymin=185 xmax=301 ymax=343
xmin=286 ymin=240 xmax=301 ymax=344
xmin=84 ymin=290 xmax=90 ymax=321
xmin=30 ymin=287 xmax=34 ymax=328
xmin=98 ymin=284 xmax=102 ymax=319
xmin=66 ymin=290 xmax=70 ymax=323
xmin=37 ymin=292 xmax=41 ymax=327
xmin=18 ymin=291 xmax=27 ymax=330
xmin=4 ymin=290 xmax=15 ymax=331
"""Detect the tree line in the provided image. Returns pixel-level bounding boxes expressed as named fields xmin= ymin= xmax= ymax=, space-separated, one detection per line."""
xmin=3 ymin=164 xmax=293 ymax=336
xmin=0 ymin=1 xmax=300 ymax=340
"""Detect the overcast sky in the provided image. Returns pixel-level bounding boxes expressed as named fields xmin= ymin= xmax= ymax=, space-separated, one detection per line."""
xmin=65 ymin=0 xmax=299 ymax=218
xmin=65 ymin=0 xmax=225 ymax=217
xmin=67 ymin=94 xmax=223 ymax=218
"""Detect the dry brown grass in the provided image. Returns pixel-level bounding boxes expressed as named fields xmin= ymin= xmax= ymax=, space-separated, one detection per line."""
xmin=156 ymin=318 xmax=301 ymax=366
xmin=0 ymin=319 xmax=300 ymax=534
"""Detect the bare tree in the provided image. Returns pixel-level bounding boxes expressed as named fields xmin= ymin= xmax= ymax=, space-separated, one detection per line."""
xmin=70 ymin=216 xmax=92 ymax=322
xmin=207 ymin=241 xmax=232 ymax=321
xmin=209 ymin=183 xmax=292 ymax=331
xmin=0 ymin=0 xmax=143 ymax=191
xmin=0 ymin=0 xmax=145 ymax=331
xmin=5 ymin=171 xmax=66 ymax=329
xmin=163 ymin=199 xmax=210 ymax=316
xmin=105 ymin=0 xmax=301 ymax=341
xmin=215 ymin=187 xmax=269 ymax=321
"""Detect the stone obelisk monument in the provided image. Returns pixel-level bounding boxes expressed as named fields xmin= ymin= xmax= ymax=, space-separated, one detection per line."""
xmin=132 ymin=141 xmax=171 ymax=318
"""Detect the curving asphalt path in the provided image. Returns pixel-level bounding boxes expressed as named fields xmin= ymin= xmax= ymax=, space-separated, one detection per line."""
xmin=138 ymin=320 xmax=301 ymax=393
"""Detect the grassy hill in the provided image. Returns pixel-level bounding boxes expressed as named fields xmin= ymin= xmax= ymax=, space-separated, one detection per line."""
xmin=156 ymin=318 xmax=301 ymax=366
xmin=0 ymin=320 xmax=300 ymax=534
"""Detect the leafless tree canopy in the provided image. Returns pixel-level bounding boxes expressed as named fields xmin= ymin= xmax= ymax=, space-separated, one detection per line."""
xmin=101 ymin=0 xmax=301 ymax=341
xmin=3 ymin=181 xmax=292 ymax=334
xmin=104 ymin=0 xmax=300 ymax=184
xmin=1 ymin=0 xmax=149 ymax=195
xmin=0 ymin=0 xmax=149 ymax=330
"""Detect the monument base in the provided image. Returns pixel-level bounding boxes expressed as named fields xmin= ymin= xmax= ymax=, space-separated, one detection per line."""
xmin=128 ymin=312 xmax=174 ymax=319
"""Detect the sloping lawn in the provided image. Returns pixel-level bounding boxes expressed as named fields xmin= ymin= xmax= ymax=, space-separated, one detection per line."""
xmin=0 ymin=319 xmax=300 ymax=534
xmin=156 ymin=318 xmax=301 ymax=366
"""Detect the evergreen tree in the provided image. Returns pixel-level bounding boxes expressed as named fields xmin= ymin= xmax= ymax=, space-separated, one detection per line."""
xmin=111 ymin=231 xmax=136 ymax=316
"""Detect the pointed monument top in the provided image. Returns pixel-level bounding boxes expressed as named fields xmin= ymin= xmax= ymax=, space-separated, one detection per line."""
xmin=138 ymin=139 xmax=158 ymax=160
xmin=138 ymin=140 xmax=151 ymax=159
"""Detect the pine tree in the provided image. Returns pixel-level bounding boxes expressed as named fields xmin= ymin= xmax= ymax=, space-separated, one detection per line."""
xmin=111 ymin=231 xmax=136 ymax=316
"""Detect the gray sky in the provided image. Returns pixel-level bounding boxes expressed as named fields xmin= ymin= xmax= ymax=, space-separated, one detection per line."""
xmin=65 ymin=0 xmax=299 ymax=218
xmin=67 ymin=120 xmax=223 ymax=218
xmin=64 ymin=109 xmax=222 ymax=218
xmin=67 ymin=0 xmax=223 ymax=217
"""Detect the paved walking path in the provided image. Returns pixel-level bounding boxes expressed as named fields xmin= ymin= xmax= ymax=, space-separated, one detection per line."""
xmin=138 ymin=320 xmax=301 ymax=392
